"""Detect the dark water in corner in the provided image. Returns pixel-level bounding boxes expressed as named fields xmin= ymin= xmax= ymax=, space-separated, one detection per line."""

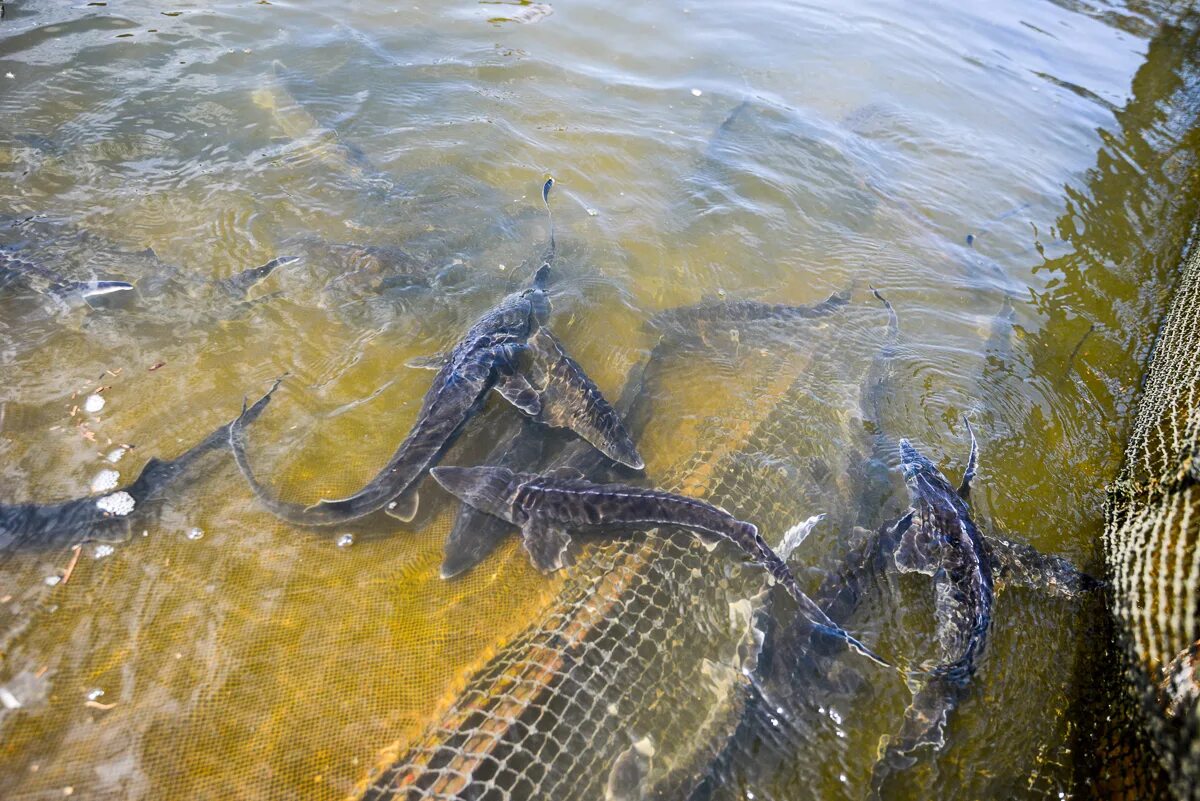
xmin=0 ymin=1 xmax=1198 ymax=798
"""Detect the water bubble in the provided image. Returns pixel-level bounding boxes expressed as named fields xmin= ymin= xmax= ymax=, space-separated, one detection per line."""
xmin=86 ymin=688 xmax=105 ymax=701
xmin=185 ymin=527 xmax=204 ymax=541
xmin=691 ymin=88 xmax=702 ymax=96
xmin=84 ymin=394 xmax=105 ymax=414
xmin=336 ymin=533 xmax=354 ymax=548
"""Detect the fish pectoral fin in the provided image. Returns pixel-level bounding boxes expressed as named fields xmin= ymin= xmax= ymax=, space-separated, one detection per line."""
xmin=383 ymin=489 xmax=419 ymax=522
xmin=984 ymin=533 xmax=1101 ymax=597
xmin=521 ymin=517 xmax=574 ymax=573
xmin=522 ymin=327 xmax=644 ymax=469
xmin=495 ymin=372 xmax=543 ymax=416
xmin=405 ymin=352 xmax=450 ymax=371
xmin=440 ymin=512 xmax=518 ymax=580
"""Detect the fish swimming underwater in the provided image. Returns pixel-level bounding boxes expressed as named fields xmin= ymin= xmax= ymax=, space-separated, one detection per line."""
xmin=431 ymin=464 xmax=889 ymax=667
xmin=437 ymin=286 xmax=854 ymax=581
xmin=1 ymin=213 xmax=296 ymax=318
xmin=0 ymin=249 xmax=134 ymax=309
xmin=0 ymin=381 xmax=281 ymax=555
xmin=865 ymin=422 xmax=1100 ymax=794
xmin=231 ymin=187 xmax=640 ymax=527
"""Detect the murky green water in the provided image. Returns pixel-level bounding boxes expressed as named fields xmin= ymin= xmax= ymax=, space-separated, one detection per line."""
xmin=1 ymin=1 xmax=1199 ymax=798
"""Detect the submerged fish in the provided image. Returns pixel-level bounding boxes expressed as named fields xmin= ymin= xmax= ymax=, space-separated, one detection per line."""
xmin=431 ymin=464 xmax=890 ymax=667
xmin=0 ymin=249 xmax=134 ymax=309
xmin=866 ymin=430 xmax=1098 ymax=793
xmin=231 ymin=186 xmax=640 ymax=526
xmin=438 ymin=287 xmax=855 ymax=580
xmin=252 ymin=60 xmax=393 ymax=191
xmin=0 ymin=381 xmax=280 ymax=554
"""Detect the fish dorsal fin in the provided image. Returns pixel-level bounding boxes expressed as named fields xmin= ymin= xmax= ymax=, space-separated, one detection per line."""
xmin=546 ymin=466 xmax=584 ymax=481
xmin=520 ymin=328 xmax=644 ymax=469
xmin=495 ymin=372 xmax=543 ymax=417
xmin=383 ymin=488 xmax=419 ymax=522
xmin=521 ymin=516 xmax=574 ymax=573
xmin=405 ymin=352 xmax=450 ymax=371
xmin=957 ymin=417 xmax=978 ymax=499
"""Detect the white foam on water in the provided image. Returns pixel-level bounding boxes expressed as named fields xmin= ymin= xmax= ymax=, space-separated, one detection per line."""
xmin=90 ymin=469 xmax=120 ymax=493
xmin=96 ymin=491 xmax=135 ymax=516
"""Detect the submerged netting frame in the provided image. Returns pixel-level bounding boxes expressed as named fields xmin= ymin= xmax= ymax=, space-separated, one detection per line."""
xmin=1105 ymin=218 xmax=1200 ymax=799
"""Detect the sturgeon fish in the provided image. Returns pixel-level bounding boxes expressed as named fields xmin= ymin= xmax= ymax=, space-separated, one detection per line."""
xmin=864 ymin=424 xmax=1101 ymax=794
xmin=431 ymin=464 xmax=890 ymax=668
xmin=0 ymin=249 xmax=133 ymax=308
xmin=437 ymin=288 xmax=853 ymax=580
xmin=230 ymin=183 xmax=641 ymax=526
xmin=0 ymin=381 xmax=280 ymax=554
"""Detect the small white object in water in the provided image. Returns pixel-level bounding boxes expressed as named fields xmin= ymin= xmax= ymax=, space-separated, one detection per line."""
xmin=336 ymin=533 xmax=354 ymax=548
xmin=587 ymin=208 xmax=598 ymax=217
xmin=90 ymin=469 xmax=120 ymax=493
xmin=96 ymin=491 xmax=135 ymax=516
xmin=86 ymin=688 xmax=105 ymax=701
xmin=185 ymin=527 xmax=204 ymax=541
xmin=106 ymin=446 xmax=128 ymax=463
xmin=0 ymin=687 xmax=22 ymax=709
xmin=93 ymin=544 xmax=115 ymax=559
xmin=4 ymin=72 xmax=13 ymax=80
xmin=84 ymin=394 xmax=105 ymax=413
xmin=44 ymin=575 xmax=61 ymax=587
xmin=497 ymin=263 xmax=507 ymax=271
xmin=691 ymin=88 xmax=702 ymax=97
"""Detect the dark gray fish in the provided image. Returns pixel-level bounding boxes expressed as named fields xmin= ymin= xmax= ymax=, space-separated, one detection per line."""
xmin=868 ymin=423 xmax=1100 ymax=795
xmin=213 ymin=255 xmax=299 ymax=299
xmin=1 ymin=249 xmax=134 ymax=308
xmin=647 ymin=291 xmax=850 ymax=335
xmin=439 ymin=288 xmax=854 ymax=580
xmin=0 ymin=381 xmax=280 ymax=554
xmin=430 ymin=464 xmax=889 ymax=668
xmin=231 ymin=260 xmax=641 ymax=527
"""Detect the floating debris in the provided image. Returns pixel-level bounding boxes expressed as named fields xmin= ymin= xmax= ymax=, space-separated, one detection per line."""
xmin=83 ymin=394 xmax=105 ymax=413
xmin=44 ymin=575 xmax=61 ymax=587
xmin=0 ymin=688 xmax=21 ymax=709
xmin=95 ymin=491 xmax=135 ymax=516
xmin=691 ymin=88 xmax=703 ymax=97
xmin=185 ymin=527 xmax=204 ymax=541
xmin=86 ymin=688 xmax=105 ymax=701
xmin=90 ymin=469 xmax=120 ymax=493
xmin=148 ymin=361 xmax=166 ymax=372
xmin=93 ymin=544 xmax=115 ymax=559
xmin=336 ymin=533 xmax=354 ymax=548
xmin=105 ymin=446 xmax=129 ymax=463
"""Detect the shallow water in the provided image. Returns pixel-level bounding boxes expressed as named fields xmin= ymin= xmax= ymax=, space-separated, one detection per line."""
xmin=1 ymin=1 xmax=1199 ymax=799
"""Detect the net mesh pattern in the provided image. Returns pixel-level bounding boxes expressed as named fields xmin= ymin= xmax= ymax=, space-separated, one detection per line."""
xmin=355 ymin=316 xmax=891 ymax=800
xmin=1104 ymin=221 xmax=1200 ymax=799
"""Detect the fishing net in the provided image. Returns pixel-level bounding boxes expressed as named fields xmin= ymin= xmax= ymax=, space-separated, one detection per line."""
xmin=1104 ymin=223 xmax=1200 ymax=800
xmin=355 ymin=309 xmax=880 ymax=800
xmin=0 ymin=297 xmax=895 ymax=800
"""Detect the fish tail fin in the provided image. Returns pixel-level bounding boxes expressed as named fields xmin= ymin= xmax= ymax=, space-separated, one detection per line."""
xmin=429 ymin=466 xmax=518 ymax=523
